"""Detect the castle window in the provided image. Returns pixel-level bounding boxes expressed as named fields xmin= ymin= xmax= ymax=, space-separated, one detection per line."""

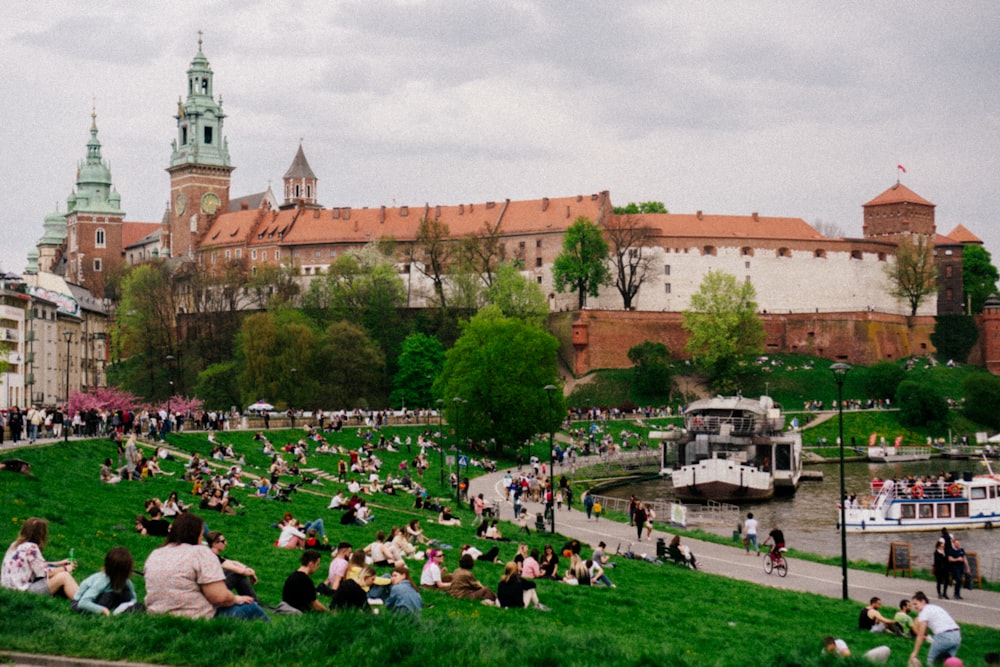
xmin=93 ymin=258 xmax=102 ymax=272
xmin=95 ymin=228 xmax=106 ymax=248
xmin=664 ymin=284 xmax=671 ymax=294
xmin=235 ymin=249 xmax=242 ymax=259
xmin=946 ymin=288 xmax=954 ymax=301
xmin=536 ymin=276 xmax=542 ymax=284
xmin=814 ymin=249 xmax=826 ymax=259
xmin=664 ymin=265 xmax=671 ymax=276
xmin=777 ymin=247 xmax=791 ymax=258
xmin=519 ymin=241 xmax=526 ymax=249
xmin=225 ymin=250 xmax=231 ymax=260
xmin=307 ymin=185 xmax=312 ymax=198
xmin=851 ymin=250 xmax=863 ymax=260
xmin=877 ymin=252 xmax=887 ymax=262
xmin=945 ymin=249 xmax=954 ymax=256
xmin=536 ymin=257 xmax=543 ymax=267
xmin=251 ymin=266 xmax=257 ymax=276
xmin=295 ymin=185 xmax=301 ymax=198
xmin=211 ymin=252 xmax=216 ymax=265
xmin=945 ymin=265 xmax=953 ymax=278
xmin=745 ymin=261 xmax=751 ymax=269
xmin=702 ymin=245 xmax=716 ymax=256
xmin=204 ymin=127 xmax=213 ymax=144
xmin=275 ymin=251 xmax=281 ymax=261
xmin=182 ymin=126 xmax=188 ymax=145
xmin=261 ymin=251 xmax=267 ymax=261
xmin=741 ymin=247 xmax=754 ymax=257
xmin=251 ymin=249 xmax=257 ymax=260
xmin=201 ymin=79 xmax=208 ymax=95
xmin=536 ymin=240 xmax=542 ymax=248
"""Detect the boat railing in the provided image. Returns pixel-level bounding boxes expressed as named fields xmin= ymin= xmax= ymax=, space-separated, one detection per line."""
xmin=869 ymin=480 xmax=958 ymax=501
xmin=684 ymin=415 xmax=757 ymax=435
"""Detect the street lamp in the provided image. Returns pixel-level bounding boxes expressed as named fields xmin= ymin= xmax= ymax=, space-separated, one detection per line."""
xmin=545 ymin=384 xmax=557 ymax=534
xmin=831 ymin=362 xmax=851 ymax=601
xmin=452 ymin=396 xmax=463 ymax=507
xmin=165 ymin=354 xmax=175 ymax=435
xmin=436 ymin=398 xmax=445 ymax=486
xmin=63 ymin=331 xmax=74 ymax=442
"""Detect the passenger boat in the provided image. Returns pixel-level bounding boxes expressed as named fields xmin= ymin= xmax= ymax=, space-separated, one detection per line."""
xmin=664 ymin=395 xmax=802 ymax=503
xmin=866 ymin=446 xmax=932 ymax=463
xmin=841 ymin=458 xmax=1000 ymax=532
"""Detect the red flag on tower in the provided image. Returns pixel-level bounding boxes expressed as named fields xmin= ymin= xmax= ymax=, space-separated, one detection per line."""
xmin=897 ymin=164 xmax=907 ymax=173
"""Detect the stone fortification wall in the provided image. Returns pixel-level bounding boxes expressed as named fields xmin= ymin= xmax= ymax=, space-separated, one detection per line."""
xmin=551 ymin=310 xmax=936 ymax=377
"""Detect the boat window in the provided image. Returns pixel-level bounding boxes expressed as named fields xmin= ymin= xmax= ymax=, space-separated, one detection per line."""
xmin=919 ymin=505 xmax=934 ymax=519
xmin=900 ymin=504 xmax=916 ymax=519
xmin=775 ymin=444 xmax=790 ymax=470
xmin=936 ymin=504 xmax=952 ymax=518
xmin=954 ymin=503 xmax=969 ymax=518
xmin=970 ymin=487 xmax=986 ymax=500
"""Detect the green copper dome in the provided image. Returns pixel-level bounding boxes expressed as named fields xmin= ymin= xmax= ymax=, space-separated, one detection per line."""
xmin=39 ymin=209 xmax=67 ymax=245
xmin=169 ymin=35 xmax=231 ymax=169
xmin=67 ymin=110 xmax=124 ymax=216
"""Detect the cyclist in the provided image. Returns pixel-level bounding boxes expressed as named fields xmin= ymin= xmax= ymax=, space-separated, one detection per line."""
xmin=762 ymin=525 xmax=785 ymax=562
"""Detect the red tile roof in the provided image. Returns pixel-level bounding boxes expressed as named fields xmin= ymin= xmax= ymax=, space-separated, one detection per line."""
xmin=122 ymin=222 xmax=161 ymax=248
xmin=945 ymin=224 xmax=982 ymax=244
xmin=863 ymin=183 xmax=935 ymax=208
xmin=639 ymin=212 xmax=825 ymax=242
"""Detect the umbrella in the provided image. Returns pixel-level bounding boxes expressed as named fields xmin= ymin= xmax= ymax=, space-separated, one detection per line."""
xmin=248 ymin=401 xmax=274 ymax=412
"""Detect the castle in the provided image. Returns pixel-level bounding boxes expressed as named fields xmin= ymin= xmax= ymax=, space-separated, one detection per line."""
xmin=5 ymin=38 xmax=996 ymax=409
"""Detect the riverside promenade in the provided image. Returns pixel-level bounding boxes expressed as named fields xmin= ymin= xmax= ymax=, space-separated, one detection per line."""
xmin=468 ymin=459 xmax=1000 ymax=631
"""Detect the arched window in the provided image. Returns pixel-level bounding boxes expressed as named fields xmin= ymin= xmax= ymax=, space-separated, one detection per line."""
xmin=741 ymin=247 xmax=754 ymax=257
xmin=777 ymin=247 xmax=791 ymax=258
xmin=95 ymin=228 xmax=106 ymax=248
xmin=814 ymin=249 xmax=826 ymax=259
xmin=702 ymin=245 xmax=717 ymax=256
xmin=851 ymin=250 xmax=863 ymax=260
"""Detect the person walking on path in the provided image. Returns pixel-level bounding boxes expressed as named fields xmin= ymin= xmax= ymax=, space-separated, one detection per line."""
xmin=743 ymin=512 xmax=759 ymax=555
xmin=583 ymin=493 xmax=594 ymax=520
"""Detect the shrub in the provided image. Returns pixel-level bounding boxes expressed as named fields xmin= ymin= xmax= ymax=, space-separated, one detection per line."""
xmin=863 ymin=362 xmax=905 ymax=401
xmin=962 ymin=374 xmax=1000 ymax=429
xmin=896 ymin=380 xmax=948 ymax=428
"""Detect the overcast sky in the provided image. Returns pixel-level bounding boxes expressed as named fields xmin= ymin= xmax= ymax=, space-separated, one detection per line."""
xmin=2 ymin=1 xmax=998 ymax=279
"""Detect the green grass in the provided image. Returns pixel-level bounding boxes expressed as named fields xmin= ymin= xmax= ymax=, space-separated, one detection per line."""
xmin=2 ymin=430 xmax=999 ymax=666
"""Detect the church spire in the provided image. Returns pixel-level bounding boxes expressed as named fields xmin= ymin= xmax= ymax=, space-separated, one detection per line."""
xmin=282 ymin=141 xmax=319 ymax=206
xmin=68 ymin=104 xmax=123 ymax=215
xmin=169 ymin=33 xmax=231 ymax=169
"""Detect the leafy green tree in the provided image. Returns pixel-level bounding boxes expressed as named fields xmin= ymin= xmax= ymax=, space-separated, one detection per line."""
xmin=237 ymin=309 xmax=318 ymax=409
xmin=627 ymin=341 xmax=673 ymax=400
xmin=390 ymin=333 xmax=445 ymax=409
xmin=962 ymin=244 xmax=999 ymax=314
xmin=603 ymin=214 xmax=656 ymax=310
xmin=553 ymin=216 xmax=611 ymax=309
xmin=311 ymin=320 xmax=387 ymax=409
xmin=245 ymin=261 xmax=301 ymax=310
xmin=194 ymin=361 xmax=241 ymax=410
xmin=862 ymin=361 xmax=905 ymax=401
xmin=682 ymin=270 xmax=765 ymax=393
xmin=896 ymin=380 xmax=949 ymax=428
xmin=612 ymin=201 xmax=668 ymax=215
xmin=110 ymin=261 xmax=180 ymax=400
xmin=930 ymin=314 xmax=979 ymax=364
xmin=485 ymin=263 xmax=549 ymax=327
xmin=435 ymin=306 xmax=564 ymax=455
xmin=885 ymin=234 xmax=938 ymax=316
xmin=963 ymin=374 xmax=1000 ymax=429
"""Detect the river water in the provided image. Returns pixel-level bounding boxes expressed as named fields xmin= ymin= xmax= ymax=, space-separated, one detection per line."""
xmin=605 ymin=458 xmax=1000 ymax=577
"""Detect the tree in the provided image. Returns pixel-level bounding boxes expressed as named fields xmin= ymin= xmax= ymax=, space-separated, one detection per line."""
xmin=552 ymin=216 xmax=611 ymax=309
xmin=245 ymin=261 xmax=302 ymax=311
xmin=111 ymin=261 xmax=181 ymax=400
xmin=390 ymin=333 xmax=445 ymax=409
xmin=310 ymin=320 xmax=386 ymax=409
xmin=434 ymin=306 xmax=564 ymax=455
xmin=895 ymin=380 xmax=948 ymax=428
xmin=885 ymin=234 xmax=938 ymax=316
xmin=612 ymin=201 xmax=668 ymax=215
xmin=962 ymin=244 xmax=999 ymax=314
xmin=812 ymin=219 xmax=846 ymax=239
xmin=963 ymin=374 xmax=1000 ymax=430
xmin=195 ymin=361 xmax=242 ymax=410
xmin=603 ymin=213 xmax=656 ymax=310
xmin=930 ymin=314 xmax=979 ymax=364
xmin=627 ymin=341 xmax=673 ymax=401
xmin=410 ymin=217 xmax=453 ymax=308
xmin=237 ymin=309 xmax=318 ymax=410
xmin=456 ymin=220 xmax=517 ymax=288
xmin=682 ymin=270 xmax=765 ymax=393
xmin=862 ymin=361 xmax=905 ymax=401
xmin=485 ymin=263 xmax=549 ymax=327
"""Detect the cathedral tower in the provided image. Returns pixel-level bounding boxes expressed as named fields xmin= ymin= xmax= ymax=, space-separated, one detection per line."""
xmin=63 ymin=108 xmax=125 ymax=296
xmin=862 ymin=182 xmax=936 ymax=241
xmin=282 ymin=142 xmax=318 ymax=208
xmin=165 ymin=34 xmax=234 ymax=259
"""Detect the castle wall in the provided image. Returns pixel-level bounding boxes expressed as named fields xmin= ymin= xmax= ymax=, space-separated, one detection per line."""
xmin=550 ymin=310 xmax=937 ymax=376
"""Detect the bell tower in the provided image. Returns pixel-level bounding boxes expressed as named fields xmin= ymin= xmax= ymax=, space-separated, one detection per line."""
xmin=165 ymin=33 xmax=234 ymax=259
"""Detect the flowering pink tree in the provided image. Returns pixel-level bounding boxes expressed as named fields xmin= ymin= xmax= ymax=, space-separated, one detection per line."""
xmin=155 ymin=395 xmax=204 ymax=416
xmin=68 ymin=387 xmax=143 ymax=418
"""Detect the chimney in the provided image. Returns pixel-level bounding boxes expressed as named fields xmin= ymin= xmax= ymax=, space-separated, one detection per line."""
xmin=697 ymin=210 xmax=703 ymax=220
xmin=400 ymin=205 xmax=408 ymax=217
xmin=542 ymin=197 xmax=549 ymax=212
xmin=459 ymin=204 xmax=464 ymax=215
xmin=333 ymin=208 xmax=340 ymax=220
xmin=576 ymin=195 xmax=583 ymax=202
xmin=344 ymin=207 xmax=351 ymax=220
xmin=435 ymin=205 xmax=441 ymax=219
xmin=380 ymin=206 xmax=386 ymax=224
xmin=486 ymin=201 xmax=495 ymax=209
xmin=241 ymin=201 xmax=249 ymax=210
xmin=752 ymin=212 xmax=759 ymax=221
xmin=566 ymin=205 xmax=571 ymax=218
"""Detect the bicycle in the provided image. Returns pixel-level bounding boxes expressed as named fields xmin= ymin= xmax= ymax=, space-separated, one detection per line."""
xmin=763 ymin=547 xmax=788 ymax=577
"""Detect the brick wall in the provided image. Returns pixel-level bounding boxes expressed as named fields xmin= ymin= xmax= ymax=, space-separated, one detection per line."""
xmin=550 ymin=310 xmax=938 ymax=376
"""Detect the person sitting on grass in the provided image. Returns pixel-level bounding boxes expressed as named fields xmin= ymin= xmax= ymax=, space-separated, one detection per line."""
xmin=420 ymin=549 xmax=451 ymax=591
xmin=143 ymin=512 xmax=269 ymax=621
xmin=859 ymin=597 xmax=903 ymax=635
xmin=100 ymin=458 xmax=121 ymax=484
xmin=668 ymin=535 xmax=699 ymax=569
xmin=281 ymin=550 xmax=328 ymax=613
xmin=438 ymin=506 xmax=462 ymax=527
xmin=449 ymin=553 xmax=498 ymax=605
xmin=461 ymin=543 xmax=501 ymax=564
xmin=562 ymin=554 xmax=591 ymax=586
xmin=277 ymin=519 xmax=307 ymax=549
xmin=71 ymin=546 xmax=142 ymax=615
xmin=162 ymin=491 xmax=188 ymax=518
xmin=366 ymin=531 xmax=396 ymax=568
xmin=406 ymin=518 xmax=430 ymax=545
xmin=333 ymin=566 xmax=375 ymax=611
xmin=135 ymin=506 xmax=170 ymax=537
xmin=539 ymin=544 xmax=560 ymax=580
xmin=521 ymin=548 xmax=542 ymax=579
xmin=588 ymin=558 xmax=616 ymax=588
xmin=2 ymin=517 xmax=79 ymax=599
xmin=385 ymin=564 xmax=423 ymax=617
xmin=894 ymin=598 xmax=917 ymax=638
xmin=206 ymin=532 xmax=259 ymax=600
xmin=497 ymin=561 xmax=547 ymax=610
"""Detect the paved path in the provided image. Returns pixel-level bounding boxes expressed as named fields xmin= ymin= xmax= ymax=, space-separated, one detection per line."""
xmin=468 ymin=461 xmax=1000 ymax=631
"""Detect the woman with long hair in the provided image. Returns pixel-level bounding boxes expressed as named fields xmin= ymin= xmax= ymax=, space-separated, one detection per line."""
xmin=72 ymin=546 xmax=141 ymax=614
xmin=497 ymin=561 xmax=548 ymax=610
xmin=1 ymin=517 xmax=78 ymax=598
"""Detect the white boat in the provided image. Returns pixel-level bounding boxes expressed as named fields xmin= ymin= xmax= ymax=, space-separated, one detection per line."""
xmin=665 ymin=395 xmax=803 ymax=503
xmin=867 ymin=446 xmax=932 ymax=463
xmin=842 ymin=459 xmax=1000 ymax=532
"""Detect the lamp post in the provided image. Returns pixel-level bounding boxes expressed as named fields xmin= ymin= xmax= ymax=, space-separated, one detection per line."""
xmin=831 ymin=362 xmax=851 ymax=601
xmin=436 ymin=398 xmax=445 ymax=486
xmin=452 ymin=396 xmax=463 ymax=507
xmin=165 ymin=354 xmax=175 ymax=435
xmin=545 ymin=384 xmax=557 ymax=534
xmin=63 ymin=331 xmax=74 ymax=442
